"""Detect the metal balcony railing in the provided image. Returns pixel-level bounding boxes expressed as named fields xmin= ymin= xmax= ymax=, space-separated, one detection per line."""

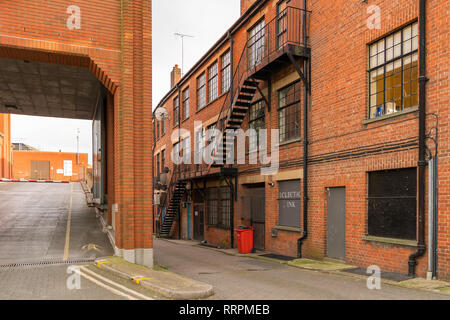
xmin=205 ymin=6 xmax=310 ymax=173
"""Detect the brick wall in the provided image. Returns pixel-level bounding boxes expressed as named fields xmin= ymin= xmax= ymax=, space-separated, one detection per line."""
xmin=13 ymin=150 xmax=88 ymax=182
xmin=154 ymin=0 xmax=449 ymax=279
xmin=303 ymin=0 xmax=449 ymax=279
xmin=0 ymin=1 xmax=153 ymax=266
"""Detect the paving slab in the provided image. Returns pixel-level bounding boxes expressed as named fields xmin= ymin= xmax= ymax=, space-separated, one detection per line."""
xmin=288 ymin=258 xmax=355 ymax=271
xmin=94 ymin=256 xmax=214 ymax=300
xmin=398 ymin=278 xmax=450 ymax=295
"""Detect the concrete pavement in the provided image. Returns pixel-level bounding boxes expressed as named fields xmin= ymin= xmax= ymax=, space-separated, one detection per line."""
xmin=154 ymin=239 xmax=450 ymax=300
xmin=0 ymin=182 xmax=112 ymax=264
xmin=0 ymin=182 xmax=158 ymax=300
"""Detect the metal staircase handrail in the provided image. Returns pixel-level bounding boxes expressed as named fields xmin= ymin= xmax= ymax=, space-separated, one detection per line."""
xmin=158 ymin=164 xmax=179 ymax=236
xmin=206 ymin=6 xmax=310 ymax=174
xmin=206 ymin=23 xmax=252 ymax=174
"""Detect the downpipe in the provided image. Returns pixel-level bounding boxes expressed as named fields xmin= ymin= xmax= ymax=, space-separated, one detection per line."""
xmin=408 ymin=0 xmax=428 ymax=277
xmin=427 ymin=157 xmax=438 ymax=280
xmin=297 ymin=0 xmax=309 ymax=258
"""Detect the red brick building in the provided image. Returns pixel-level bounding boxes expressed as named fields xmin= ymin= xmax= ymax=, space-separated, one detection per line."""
xmin=0 ymin=114 xmax=12 ymax=179
xmin=0 ymin=1 xmax=153 ymax=267
xmin=154 ymin=0 xmax=449 ymax=280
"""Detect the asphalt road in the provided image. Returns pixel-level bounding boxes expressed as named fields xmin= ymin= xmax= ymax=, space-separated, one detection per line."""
xmin=154 ymin=239 xmax=450 ymax=300
xmin=0 ymin=182 xmax=156 ymax=300
xmin=1 ymin=182 xmax=448 ymax=301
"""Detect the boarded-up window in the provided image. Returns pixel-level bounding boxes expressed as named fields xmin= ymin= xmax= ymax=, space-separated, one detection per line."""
xmin=368 ymin=168 xmax=417 ymax=240
xmin=278 ymin=180 xmax=301 ymax=227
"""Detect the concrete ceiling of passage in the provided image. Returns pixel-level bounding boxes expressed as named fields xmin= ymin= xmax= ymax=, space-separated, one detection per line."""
xmin=0 ymin=56 xmax=102 ymax=120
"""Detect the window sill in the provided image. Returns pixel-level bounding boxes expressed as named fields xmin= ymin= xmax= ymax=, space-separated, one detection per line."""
xmin=363 ymin=106 xmax=419 ymax=125
xmin=362 ymin=235 xmax=418 ymax=247
xmin=279 ymin=137 xmax=302 ymax=147
xmin=273 ymin=225 xmax=302 ymax=233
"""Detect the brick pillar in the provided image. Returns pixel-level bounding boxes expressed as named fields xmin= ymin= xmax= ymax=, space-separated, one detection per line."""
xmin=114 ymin=0 xmax=153 ymax=267
xmin=106 ymin=92 xmax=115 ymax=226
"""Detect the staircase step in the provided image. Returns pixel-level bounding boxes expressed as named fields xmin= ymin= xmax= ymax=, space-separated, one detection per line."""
xmin=235 ymin=101 xmax=251 ymax=108
xmin=237 ymin=93 xmax=253 ymax=101
xmin=243 ymin=80 xmax=259 ymax=87
xmin=240 ymin=87 xmax=257 ymax=94
xmin=230 ymin=113 xmax=246 ymax=119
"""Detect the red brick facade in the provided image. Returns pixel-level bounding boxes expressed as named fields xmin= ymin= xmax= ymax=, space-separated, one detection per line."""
xmin=154 ymin=0 xmax=449 ymax=280
xmin=0 ymin=1 xmax=153 ymax=266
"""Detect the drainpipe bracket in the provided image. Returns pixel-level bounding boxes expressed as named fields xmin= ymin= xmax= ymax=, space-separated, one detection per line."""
xmin=418 ymin=160 xmax=428 ymax=167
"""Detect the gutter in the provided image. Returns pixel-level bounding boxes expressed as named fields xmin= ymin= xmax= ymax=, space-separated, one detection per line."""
xmin=408 ymin=0 xmax=429 ymax=277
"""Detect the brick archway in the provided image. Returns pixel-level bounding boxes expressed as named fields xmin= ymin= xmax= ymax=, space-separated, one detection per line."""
xmin=0 ymin=0 xmax=153 ymax=267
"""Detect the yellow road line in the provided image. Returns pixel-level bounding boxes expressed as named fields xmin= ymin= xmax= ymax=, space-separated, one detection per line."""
xmin=135 ymin=277 xmax=152 ymax=285
xmin=63 ymin=183 xmax=73 ymax=261
xmin=80 ymin=266 xmax=154 ymax=300
xmin=96 ymin=261 xmax=111 ymax=268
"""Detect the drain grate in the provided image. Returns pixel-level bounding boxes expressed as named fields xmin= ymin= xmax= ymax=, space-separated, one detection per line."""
xmin=0 ymin=258 xmax=95 ymax=269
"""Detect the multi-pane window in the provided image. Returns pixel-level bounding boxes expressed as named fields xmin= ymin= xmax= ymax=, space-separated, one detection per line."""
xmin=182 ymin=87 xmax=189 ymax=121
xmin=197 ymin=73 xmax=206 ymax=110
xmin=368 ymin=168 xmax=417 ymax=240
xmin=161 ymin=149 xmax=165 ymax=172
xmin=221 ymin=51 xmax=231 ymax=94
xmin=206 ymin=187 xmax=231 ymax=229
xmin=173 ymin=96 xmax=180 ymax=126
xmin=248 ymin=19 xmax=265 ymax=68
xmin=161 ymin=119 xmax=165 ymax=136
xmin=181 ymin=136 xmax=191 ymax=164
xmin=249 ymin=101 xmax=265 ymax=151
xmin=278 ymin=81 xmax=301 ymax=143
xmin=368 ymin=22 xmax=418 ymax=119
xmin=220 ymin=187 xmax=231 ymax=228
xmin=156 ymin=152 xmax=160 ymax=176
xmin=207 ymin=188 xmax=219 ymax=226
xmin=207 ymin=123 xmax=217 ymax=156
xmin=208 ymin=62 xmax=219 ymax=102
xmin=276 ymin=0 xmax=288 ymax=48
xmin=156 ymin=119 xmax=160 ymax=140
xmin=172 ymin=142 xmax=180 ymax=163
xmin=195 ymin=129 xmax=204 ymax=165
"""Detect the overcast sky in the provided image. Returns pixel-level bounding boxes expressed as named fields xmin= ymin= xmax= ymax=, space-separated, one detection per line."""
xmin=11 ymin=0 xmax=240 ymax=165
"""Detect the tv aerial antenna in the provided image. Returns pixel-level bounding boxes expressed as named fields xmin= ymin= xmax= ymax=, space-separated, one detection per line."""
xmin=174 ymin=32 xmax=194 ymax=76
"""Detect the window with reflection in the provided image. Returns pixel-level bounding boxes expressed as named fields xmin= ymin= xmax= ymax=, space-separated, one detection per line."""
xmin=368 ymin=22 xmax=418 ymax=119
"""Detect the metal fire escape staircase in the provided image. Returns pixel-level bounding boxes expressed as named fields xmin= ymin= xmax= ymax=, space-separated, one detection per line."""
xmin=208 ymin=6 xmax=310 ymax=171
xmin=156 ymin=7 xmax=310 ymax=238
xmin=158 ymin=166 xmax=187 ymax=237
